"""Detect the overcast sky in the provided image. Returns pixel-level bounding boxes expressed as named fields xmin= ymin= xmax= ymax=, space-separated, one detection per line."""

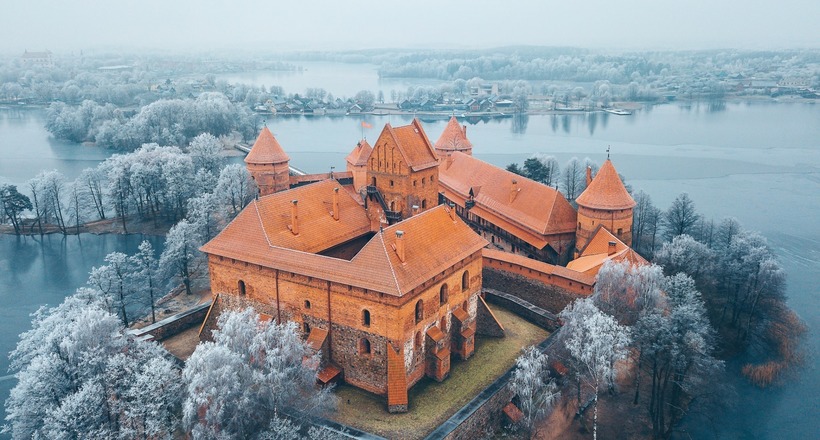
xmin=2 ymin=0 xmax=818 ymax=54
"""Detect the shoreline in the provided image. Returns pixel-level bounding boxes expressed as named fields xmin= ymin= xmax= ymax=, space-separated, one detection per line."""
xmin=0 ymin=216 xmax=173 ymax=237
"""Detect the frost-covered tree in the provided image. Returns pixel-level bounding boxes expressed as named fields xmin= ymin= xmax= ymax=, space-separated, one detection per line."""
xmin=188 ymin=132 xmax=224 ymax=177
xmin=632 ymin=273 xmax=722 ymax=438
xmin=187 ymin=192 xmax=219 ymax=243
xmin=509 ymin=346 xmax=559 ymax=436
xmin=561 ymin=298 xmax=630 ymax=440
xmin=631 ymin=190 xmax=662 ymax=257
xmin=130 ymin=240 xmax=160 ymax=324
xmin=77 ymin=167 xmax=107 ymax=220
xmin=654 ymin=234 xmax=715 ymax=288
xmin=159 ymin=219 xmax=202 ymax=296
xmin=88 ymin=251 xmax=134 ymax=326
xmin=593 ymin=260 xmax=665 ymax=326
xmin=215 ymin=163 xmax=256 ymax=218
xmin=183 ymin=308 xmax=335 ymax=439
xmin=4 ymin=290 xmax=182 ymax=439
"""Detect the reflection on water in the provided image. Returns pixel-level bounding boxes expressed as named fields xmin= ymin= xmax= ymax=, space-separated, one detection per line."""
xmin=511 ymin=114 xmax=528 ymax=134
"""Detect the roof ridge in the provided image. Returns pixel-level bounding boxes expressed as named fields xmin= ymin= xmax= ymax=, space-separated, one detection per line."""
xmin=253 ymin=200 xmax=274 ymax=248
xmin=376 ymin=232 xmax=403 ymax=296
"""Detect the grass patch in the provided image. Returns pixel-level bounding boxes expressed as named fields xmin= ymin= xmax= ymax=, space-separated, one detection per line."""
xmin=329 ymin=305 xmax=549 ymax=439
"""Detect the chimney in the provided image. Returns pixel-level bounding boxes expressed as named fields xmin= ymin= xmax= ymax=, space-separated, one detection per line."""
xmin=411 ymin=205 xmax=419 ymax=216
xmin=290 ymin=200 xmax=299 ymax=235
xmin=448 ymin=202 xmax=457 ymax=221
xmin=608 ymin=241 xmax=617 ymax=255
xmin=510 ymin=179 xmax=519 ymax=203
xmin=395 ymin=231 xmax=405 ymax=263
xmin=462 ymin=124 xmax=467 ymax=137
xmin=586 ymin=166 xmax=593 ymax=187
xmin=332 ymin=187 xmax=339 ymax=221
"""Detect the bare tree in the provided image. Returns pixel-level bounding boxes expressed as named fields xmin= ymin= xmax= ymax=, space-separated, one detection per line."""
xmin=561 ymin=157 xmax=585 ymax=200
xmin=664 ymin=192 xmax=700 ymax=240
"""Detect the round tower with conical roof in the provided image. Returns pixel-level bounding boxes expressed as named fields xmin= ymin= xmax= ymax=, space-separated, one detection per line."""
xmin=574 ymin=159 xmax=635 ymax=255
xmin=434 ymin=116 xmax=473 ymax=157
xmin=245 ymin=126 xmax=290 ymax=196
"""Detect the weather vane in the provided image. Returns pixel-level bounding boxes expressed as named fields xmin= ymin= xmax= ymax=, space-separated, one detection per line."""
xmin=607 ymin=145 xmax=611 ymax=159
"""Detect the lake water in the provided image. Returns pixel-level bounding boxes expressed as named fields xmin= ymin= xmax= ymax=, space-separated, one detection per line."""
xmin=1 ymin=87 xmax=818 ymax=437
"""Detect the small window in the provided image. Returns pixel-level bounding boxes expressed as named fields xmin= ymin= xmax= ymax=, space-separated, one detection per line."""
xmin=617 ymin=228 xmax=623 ymax=235
xmin=440 ymin=316 xmax=447 ymax=331
xmin=390 ymin=180 xmax=394 ymax=187
xmin=359 ymin=338 xmax=371 ymax=355
xmin=462 ymin=271 xmax=470 ymax=291
xmin=439 ymin=284 xmax=449 ymax=306
xmin=431 ymin=175 xmax=435 ymax=182
xmin=422 ymin=177 xmax=426 ymax=186
xmin=415 ymin=331 xmax=422 ymax=349
xmin=238 ymin=280 xmax=246 ymax=296
xmin=304 ymin=300 xmax=311 ymax=309
xmin=578 ymin=222 xmax=581 ymax=230
xmin=413 ymin=180 xmax=417 ymax=187
xmin=463 ymin=300 xmax=469 ymax=311
xmin=421 ymin=199 xmax=427 ymax=209
xmin=362 ymin=309 xmax=371 ymax=327
xmin=303 ymin=322 xmax=311 ymax=334
xmin=415 ymin=299 xmax=424 ymax=323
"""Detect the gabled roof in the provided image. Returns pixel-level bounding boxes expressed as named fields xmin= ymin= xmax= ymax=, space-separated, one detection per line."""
xmin=434 ymin=116 xmax=473 ymax=153
xmin=345 ymin=139 xmax=372 ymax=167
xmin=200 ymin=183 xmax=486 ymax=297
xmin=566 ymin=226 xmax=647 ymax=276
xmin=245 ymin=126 xmax=290 ymax=165
xmin=576 ymin=159 xmax=635 ymax=210
xmin=439 ymin=152 xmax=577 ymax=250
xmin=376 ymin=119 xmax=439 ymax=171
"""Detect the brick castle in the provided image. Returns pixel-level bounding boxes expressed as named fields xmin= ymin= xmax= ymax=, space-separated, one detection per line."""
xmin=199 ymin=116 xmax=646 ymax=412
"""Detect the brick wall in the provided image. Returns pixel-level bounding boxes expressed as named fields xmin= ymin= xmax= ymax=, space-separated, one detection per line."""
xmin=482 ymin=268 xmax=580 ymax=315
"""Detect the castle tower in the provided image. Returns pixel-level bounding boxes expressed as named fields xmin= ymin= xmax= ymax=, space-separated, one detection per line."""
xmin=345 ymin=139 xmax=372 ymax=193
xmin=434 ymin=116 xmax=473 ymax=156
xmin=365 ymin=119 xmax=440 ymax=223
xmin=574 ymin=159 xmax=635 ymax=255
xmin=245 ymin=126 xmax=290 ymax=196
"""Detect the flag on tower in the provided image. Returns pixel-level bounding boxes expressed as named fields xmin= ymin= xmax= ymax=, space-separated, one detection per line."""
xmin=361 ymin=121 xmax=372 ymax=129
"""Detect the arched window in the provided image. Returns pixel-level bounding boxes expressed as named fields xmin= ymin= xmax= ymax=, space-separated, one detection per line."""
xmin=415 ymin=331 xmax=422 ymax=349
xmin=304 ymin=300 xmax=311 ymax=309
xmin=359 ymin=338 xmax=371 ymax=355
xmin=362 ymin=309 xmax=371 ymax=327
xmin=238 ymin=280 xmax=246 ymax=296
xmin=439 ymin=284 xmax=448 ymax=306
xmin=440 ymin=316 xmax=447 ymax=331
xmin=415 ymin=299 xmax=424 ymax=323
xmin=463 ymin=300 xmax=469 ymax=311
xmin=390 ymin=201 xmax=395 ymax=211
xmin=421 ymin=199 xmax=427 ymax=209
xmin=461 ymin=270 xmax=470 ymax=291
xmin=371 ymin=176 xmax=376 ymax=187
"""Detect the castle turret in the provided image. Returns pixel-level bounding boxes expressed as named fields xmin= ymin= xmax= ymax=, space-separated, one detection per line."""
xmin=245 ymin=126 xmax=290 ymax=196
xmin=434 ymin=116 xmax=473 ymax=157
xmin=345 ymin=139 xmax=372 ymax=193
xmin=574 ymin=159 xmax=635 ymax=255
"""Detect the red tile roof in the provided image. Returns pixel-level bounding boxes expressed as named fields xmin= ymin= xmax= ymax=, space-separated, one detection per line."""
xmin=245 ymin=126 xmax=290 ymax=165
xmin=566 ymin=226 xmax=648 ymax=276
xmin=426 ymin=326 xmax=445 ymax=343
xmin=434 ymin=116 xmax=472 ymax=153
xmin=575 ymin=159 xmax=635 ymax=210
xmin=201 ymin=181 xmax=487 ymax=297
xmin=317 ymin=363 xmax=341 ymax=384
xmin=439 ymin=152 xmax=577 ymax=250
xmin=377 ymin=119 xmax=439 ymax=171
xmin=503 ymin=402 xmax=525 ymax=423
xmin=387 ymin=344 xmax=408 ymax=407
xmin=345 ymin=139 xmax=373 ymax=167
xmin=306 ymin=327 xmax=328 ymax=351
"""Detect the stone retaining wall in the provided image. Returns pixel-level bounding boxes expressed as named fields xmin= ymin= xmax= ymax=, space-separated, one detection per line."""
xmin=129 ymin=302 xmax=211 ymax=341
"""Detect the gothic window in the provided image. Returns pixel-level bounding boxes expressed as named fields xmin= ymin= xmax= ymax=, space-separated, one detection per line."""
xmin=421 ymin=199 xmax=427 ymax=209
xmin=415 ymin=299 xmax=424 ymax=323
xmin=415 ymin=331 xmax=422 ymax=349
xmin=390 ymin=180 xmax=394 ymax=187
xmin=439 ymin=284 xmax=448 ymax=306
xmin=362 ymin=309 xmax=371 ymax=327
xmin=359 ymin=338 xmax=371 ymax=355
xmin=440 ymin=316 xmax=447 ymax=331
xmin=461 ymin=270 xmax=470 ymax=291
xmin=304 ymin=300 xmax=311 ymax=309
xmin=238 ymin=280 xmax=246 ymax=296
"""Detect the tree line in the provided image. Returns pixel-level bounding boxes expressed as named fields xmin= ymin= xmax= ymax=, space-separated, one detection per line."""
xmin=0 ymin=133 xmax=255 ymax=236
xmin=45 ymin=93 xmax=258 ymax=149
